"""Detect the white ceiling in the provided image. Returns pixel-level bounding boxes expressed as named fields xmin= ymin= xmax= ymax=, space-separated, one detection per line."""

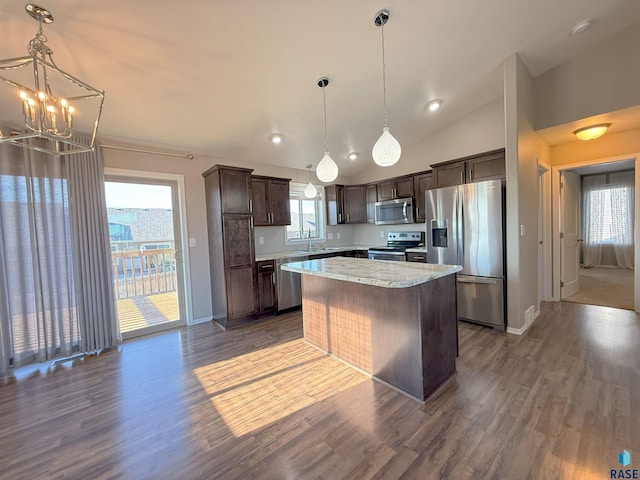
xmin=1 ymin=0 xmax=639 ymax=176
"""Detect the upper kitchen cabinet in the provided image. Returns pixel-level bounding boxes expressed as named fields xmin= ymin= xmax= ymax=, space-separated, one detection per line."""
xmin=433 ymin=160 xmax=466 ymax=188
xmin=432 ymin=148 xmax=505 ymax=187
xmin=366 ymin=183 xmax=377 ymax=224
xmin=344 ymin=185 xmax=366 ymax=224
xmin=325 ymin=185 xmax=345 ymax=225
xmin=252 ymin=176 xmax=291 ymax=226
xmin=465 ymin=149 xmax=506 ymax=183
xmin=215 ymin=166 xmax=253 ymax=214
xmin=202 ymin=165 xmax=257 ymax=329
xmin=413 ymin=171 xmax=433 ymax=222
xmin=377 ymin=175 xmax=414 ymax=201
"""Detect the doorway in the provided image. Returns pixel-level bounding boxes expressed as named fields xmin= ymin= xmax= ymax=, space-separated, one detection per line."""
xmin=104 ymin=177 xmax=186 ymax=337
xmin=553 ymin=156 xmax=638 ymax=311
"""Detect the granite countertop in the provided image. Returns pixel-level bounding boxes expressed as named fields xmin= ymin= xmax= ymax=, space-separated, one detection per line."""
xmin=280 ymin=257 xmax=461 ymax=288
xmin=255 ymin=245 xmax=375 ymax=262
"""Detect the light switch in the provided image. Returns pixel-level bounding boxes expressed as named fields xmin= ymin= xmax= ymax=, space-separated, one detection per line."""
xmin=258 ymin=236 xmax=264 ymax=245
xmin=520 ymin=225 xmax=525 ymax=237
xmin=189 ymin=237 xmax=197 ymax=247
xmin=327 ymin=232 xmax=333 ymax=240
xmin=379 ymin=231 xmax=385 ymax=238
xmin=336 ymin=232 xmax=341 ymax=240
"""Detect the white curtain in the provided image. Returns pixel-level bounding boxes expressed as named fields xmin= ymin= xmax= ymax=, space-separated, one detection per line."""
xmin=0 ymin=137 xmax=119 ymax=377
xmin=582 ymin=171 xmax=634 ymax=269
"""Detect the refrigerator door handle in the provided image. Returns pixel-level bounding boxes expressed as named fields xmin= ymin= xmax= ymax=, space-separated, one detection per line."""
xmin=457 ymin=188 xmax=464 ymax=266
xmin=457 ymin=276 xmax=497 ymax=285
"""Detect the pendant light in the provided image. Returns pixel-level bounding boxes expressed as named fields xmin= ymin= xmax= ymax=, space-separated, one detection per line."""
xmin=315 ymin=77 xmax=339 ymax=183
xmin=372 ymin=9 xmax=401 ymax=167
xmin=304 ymin=163 xmax=318 ymax=198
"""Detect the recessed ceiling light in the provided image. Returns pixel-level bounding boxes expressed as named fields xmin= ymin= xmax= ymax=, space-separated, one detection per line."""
xmin=571 ymin=19 xmax=592 ymax=35
xmin=348 ymin=152 xmax=358 ymax=161
xmin=573 ymin=123 xmax=611 ymax=141
xmin=269 ymin=133 xmax=285 ymax=144
xmin=426 ymin=99 xmax=443 ymax=112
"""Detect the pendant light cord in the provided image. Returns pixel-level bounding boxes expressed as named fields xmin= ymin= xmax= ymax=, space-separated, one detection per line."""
xmin=322 ymin=85 xmax=329 ymax=152
xmin=380 ymin=23 xmax=388 ymax=128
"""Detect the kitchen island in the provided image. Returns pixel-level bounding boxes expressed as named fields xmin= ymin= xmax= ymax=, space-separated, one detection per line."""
xmin=281 ymin=257 xmax=462 ymax=402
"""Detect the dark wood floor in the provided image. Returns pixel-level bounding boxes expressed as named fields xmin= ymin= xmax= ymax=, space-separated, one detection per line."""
xmin=0 ymin=301 xmax=638 ymax=479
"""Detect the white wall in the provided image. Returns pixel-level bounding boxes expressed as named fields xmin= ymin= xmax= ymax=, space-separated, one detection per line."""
xmin=534 ymin=23 xmax=640 ymax=130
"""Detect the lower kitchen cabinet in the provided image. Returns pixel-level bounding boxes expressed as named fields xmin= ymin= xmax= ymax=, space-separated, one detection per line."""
xmin=257 ymin=260 xmax=277 ymax=313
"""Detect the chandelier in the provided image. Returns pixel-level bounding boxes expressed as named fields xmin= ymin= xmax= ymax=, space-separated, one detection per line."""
xmin=0 ymin=4 xmax=105 ymax=156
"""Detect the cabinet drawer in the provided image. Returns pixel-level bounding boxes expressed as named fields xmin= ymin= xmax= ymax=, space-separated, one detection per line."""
xmin=406 ymin=252 xmax=427 ymax=263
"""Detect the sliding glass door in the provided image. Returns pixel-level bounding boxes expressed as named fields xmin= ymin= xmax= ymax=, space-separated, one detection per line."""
xmin=104 ymin=177 xmax=185 ymax=338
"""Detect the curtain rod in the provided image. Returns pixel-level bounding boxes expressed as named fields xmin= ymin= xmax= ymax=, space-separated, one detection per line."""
xmin=101 ymin=144 xmax=194 ymax=160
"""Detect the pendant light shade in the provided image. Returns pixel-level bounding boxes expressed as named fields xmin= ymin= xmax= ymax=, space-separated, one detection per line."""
xmin=304 ymin=163 xmax=318 ymax=198
xmin=372 ymin=9 xmax=401 ymax=167
xmin=316 ymin=152 xmax=338 ymax=183
xmin=372 ymin=127 xmax=401 ymax=167
xmin=315 ymin=77 xmax=338 ymax=183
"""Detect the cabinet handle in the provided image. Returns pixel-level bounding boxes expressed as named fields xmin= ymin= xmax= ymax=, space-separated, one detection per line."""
xmin=250 ymin=217 xmax=254 ymax=228
xmin=347 ymin=213 xmax=350 ymax=223
xmin=416 ymin=206 xmax=419 ymax=217
xmin=260 ymin=264 xmax=274 ymax=270
xmin=268 ymin=212 xmax=272 ymax=224
xmin=412 ymin=256 xmax=425 ymax=260
xmin=249 ymin=199 xmax=252 ymax=212
xmin=469 ymin=168 xmax=473 ymax=181
xmin=460 ymin=171 xmax=463 ymax=184
xmin=338 ymin=213 xmax=342 ymax=223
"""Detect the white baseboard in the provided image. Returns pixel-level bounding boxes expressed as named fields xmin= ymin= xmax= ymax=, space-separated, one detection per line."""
xmin=506 ymin=305 xmax=539 ymax=336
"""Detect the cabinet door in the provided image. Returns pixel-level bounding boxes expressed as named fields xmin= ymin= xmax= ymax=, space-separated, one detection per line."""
xmin=268 ymin=179 xmax=291 ymax=226
xmin=257 ymin=261 xmax=277 ymax=313
xmin=344 ymin=185 xmax=366 ymax=224
xmin=376 ymin=180 xmax=395 ymax=201
xmin=467 ymin=150 xmax=505 ymax=182
xmin=434 ymin=161 xmax=465 ymax=188
xmin=251 ymin=177 xmax=270 ymax=226
xmin=325 ymin=185 xmax=344 ymax=225
xmin=220 ymin=169 xmax=252 ymax=214
xmin=223 ymin=214 xmax=256 ymax=318
xmin=413 ymin=172 xmax=433 ymax=222
xmin=395 ymin=176 xmax=415 ymax=198
xmin=366 ymin=184 xmax=377 ymax=224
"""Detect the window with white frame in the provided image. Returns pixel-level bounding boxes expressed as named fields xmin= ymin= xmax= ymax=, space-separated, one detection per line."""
xmin=286 ymin=182 xmax=324 ymax=242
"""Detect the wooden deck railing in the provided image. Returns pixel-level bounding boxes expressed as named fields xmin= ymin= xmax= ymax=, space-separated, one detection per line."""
xmin=111 ymin=248 xmax=177 ymax=299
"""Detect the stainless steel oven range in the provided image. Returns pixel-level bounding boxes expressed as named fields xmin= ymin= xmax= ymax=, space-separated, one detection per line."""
xmin=368 ymin=231 xmax=425 ymax=261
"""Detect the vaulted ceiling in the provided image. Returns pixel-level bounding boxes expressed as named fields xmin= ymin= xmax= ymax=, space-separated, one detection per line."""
xmin=1 ymin=0 xmax=639 ymax=175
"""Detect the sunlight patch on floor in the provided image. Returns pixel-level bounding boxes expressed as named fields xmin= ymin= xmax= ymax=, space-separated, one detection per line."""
xmin=192 ymin=339 xmax=368 ymax=437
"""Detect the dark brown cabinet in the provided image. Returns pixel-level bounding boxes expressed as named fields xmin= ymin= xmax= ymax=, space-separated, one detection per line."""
xmin=344 ymin=185 xmax=366 ymax=224
xmin=377 ymin=175 xmax=414 ymax=201
xmin=202 ymin=165 xmax=257 ymax=329
xmin=325 ymin=185 xmax=345 ymax=225
xmin=251 ymin=176 xmax=291 ymax=226
xmin=406 ymin=252 xmax=427 ymax=263
xmin=256 ymin=260 xmax=277 ymax=313
xmin=413 ymin=171 xmax=433 ymax=222
xmin=466 ymin=150 xmax=506 ymax=182
xmin=432 ymin=149 xmax=505 ymax=188
xmin=433 ymin=161 xmax=465 ymax=188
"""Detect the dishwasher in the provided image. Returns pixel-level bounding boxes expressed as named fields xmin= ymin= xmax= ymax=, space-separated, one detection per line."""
xmin=275 ymin=255 xmax=309 ymax=311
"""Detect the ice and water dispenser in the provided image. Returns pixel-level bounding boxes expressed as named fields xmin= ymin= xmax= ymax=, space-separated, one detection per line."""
xmin=431 ymin=219 xmax=448 ymax=248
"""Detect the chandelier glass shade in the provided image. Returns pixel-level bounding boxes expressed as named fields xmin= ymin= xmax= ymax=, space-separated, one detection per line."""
xmin=372 ymin=9 xmax=401 ymax=167
xmin=0 ymin=4 xmax=104 ymax=156
xmin=315 ymin=77 xmax=338 ymax=183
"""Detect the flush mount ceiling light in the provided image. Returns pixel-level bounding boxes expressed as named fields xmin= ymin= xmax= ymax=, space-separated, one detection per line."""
xmin=426 ymin=99 xmax=443 ymax=112
xmin=573 ymin=123 xmax=611 ymax=141
xmin=315 ymin=77 xmax=339 ymax=183
xmin=372 ymin=9 xmax=401 ymax=168
xmin=348 ymin=152 xmax=358 ymax=161
xmin=303 ymin=163 xmax=318 ymax=198
xmin=269 ymin=133 xmax=285 ymax=144
xmin=0 ymin=4 xmax=104 ymax=156
xmin=571 ymin=19 xmax=592 ymax=35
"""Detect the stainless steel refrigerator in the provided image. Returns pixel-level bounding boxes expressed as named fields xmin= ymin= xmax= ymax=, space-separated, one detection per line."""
xmin=425 ymin=179 xmax=506 ymax=330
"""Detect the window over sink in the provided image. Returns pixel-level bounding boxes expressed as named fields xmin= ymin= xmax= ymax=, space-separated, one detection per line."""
xmin=286 ymin=182 xmax=325 ymax=243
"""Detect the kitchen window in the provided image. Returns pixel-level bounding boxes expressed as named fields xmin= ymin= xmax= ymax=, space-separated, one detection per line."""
xmin=286 ymin=182 xmax=324 ymax=242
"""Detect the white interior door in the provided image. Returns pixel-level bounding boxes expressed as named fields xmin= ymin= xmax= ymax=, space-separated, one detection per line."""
xmin=560 ymin=171 xmax=580 ymax=298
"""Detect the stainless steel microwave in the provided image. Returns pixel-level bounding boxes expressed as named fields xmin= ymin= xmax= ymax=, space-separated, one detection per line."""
xmin=375 ymin=197 xmax=414 ymax=225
